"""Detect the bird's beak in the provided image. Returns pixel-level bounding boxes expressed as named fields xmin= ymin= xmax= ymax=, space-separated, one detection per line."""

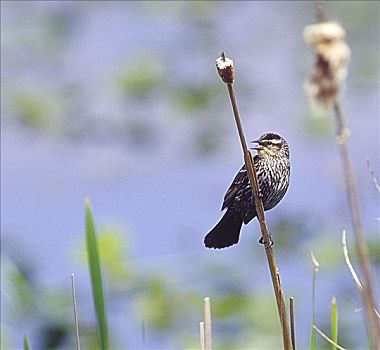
xmin=250 ymin=140 xmax=263 ymax=150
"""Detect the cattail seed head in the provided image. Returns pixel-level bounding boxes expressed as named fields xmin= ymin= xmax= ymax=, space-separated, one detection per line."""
xmin=304 ymin=21 xmax=350 ymax=108
xmin=216 ymin=52 xmax=234 ymax=84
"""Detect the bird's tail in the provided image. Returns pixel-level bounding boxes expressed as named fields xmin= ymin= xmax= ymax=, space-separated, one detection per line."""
xmin=204 ymin=210 xmax=243 ymax=249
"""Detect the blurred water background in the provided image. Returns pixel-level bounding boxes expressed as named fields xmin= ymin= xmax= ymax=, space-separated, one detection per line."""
xmin=1 ymin=1 xmax=379 ymax=349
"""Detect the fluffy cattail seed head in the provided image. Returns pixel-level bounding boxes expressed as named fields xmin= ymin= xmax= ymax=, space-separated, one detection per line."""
xmin=216 ymin=52 xmax=234 ymax=84
xmin=304 ymin=21 xmax=350 ymax=108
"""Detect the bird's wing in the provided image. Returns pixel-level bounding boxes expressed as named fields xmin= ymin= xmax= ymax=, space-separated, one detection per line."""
xmin=221 ymin=164 xmax=248 ymax=210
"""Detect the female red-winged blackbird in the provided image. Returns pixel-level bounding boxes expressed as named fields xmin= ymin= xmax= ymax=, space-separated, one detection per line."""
xmin=204 ymin=132 xmax=290 ymax=249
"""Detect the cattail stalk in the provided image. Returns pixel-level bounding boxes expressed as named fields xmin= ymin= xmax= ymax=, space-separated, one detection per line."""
xmin=304 ymin=3 xmax=380 ymax=348
xmin=216 ymin=52 xmax=293 ymax=350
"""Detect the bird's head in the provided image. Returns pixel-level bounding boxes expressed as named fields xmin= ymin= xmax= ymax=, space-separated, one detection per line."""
xmin=250 ymin=133 xmax=289 ymax=159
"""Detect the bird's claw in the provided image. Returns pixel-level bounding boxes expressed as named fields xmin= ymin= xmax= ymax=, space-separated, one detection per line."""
xmin=259 ymin=234 xmax=274 ymax=249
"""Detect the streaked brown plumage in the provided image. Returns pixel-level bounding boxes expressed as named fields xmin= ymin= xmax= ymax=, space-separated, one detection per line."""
xmin=204 ymin=132 xmax=290 ymax=249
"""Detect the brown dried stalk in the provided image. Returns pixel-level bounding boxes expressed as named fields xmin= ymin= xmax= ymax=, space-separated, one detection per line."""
xmin=333 ymin=46 xmax=380 ymax=350
xmin=308 ymin=2 xmax=380 ymax=349
xmin=289 ymin=297 xmax=296 ymax=350
xmin=216 ymin=52 xmax=292 ymax=350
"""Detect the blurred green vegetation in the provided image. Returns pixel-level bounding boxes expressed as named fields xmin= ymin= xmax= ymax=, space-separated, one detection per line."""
xmin=97 ymin=228 xmax=131 ymax=286
xmin=4 ymin=215 xmax=374 ymax=349
xmin=304 ymin=104 xmax=335 ymax=139
xmin=11 ymin=91 xmax=59 ymax=131
xmin=173 ymin=84 xmax=220 ymax=112
xmin=2 ymin=256 xmax=79 ymax=349
xmin=23 ymin=335 xmax=31 ymax=350
xmin=118 ymin=56 xmax=164 ymax=98
xmin=368 ymin=237 xmax=380 ymax=265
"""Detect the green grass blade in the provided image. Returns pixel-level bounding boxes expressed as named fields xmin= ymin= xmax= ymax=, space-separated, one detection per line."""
xmin=85 ymin=199 xmax=109 ymax=350
xmin=310 ymin=251 xmax=319 ymax=350
xmin=331 ymin=296 xmax=338 ymax=350
xmin=23 ymin=335 xmax=31 ymax=350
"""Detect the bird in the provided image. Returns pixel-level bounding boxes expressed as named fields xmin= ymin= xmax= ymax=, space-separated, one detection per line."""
xmin=204 ymin=132 xmax=290 ymax=249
